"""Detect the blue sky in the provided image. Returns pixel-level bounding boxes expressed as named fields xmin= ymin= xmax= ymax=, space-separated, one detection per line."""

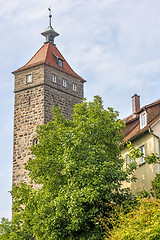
xmin=1 ymin=0 xmax=160 ymax=220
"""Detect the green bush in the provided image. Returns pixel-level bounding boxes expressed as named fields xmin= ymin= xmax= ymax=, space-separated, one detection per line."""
xmin=106 ymin=198 xmax=160 ymax=240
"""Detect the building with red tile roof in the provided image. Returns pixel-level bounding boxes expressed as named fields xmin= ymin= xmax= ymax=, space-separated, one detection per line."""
xmin=122 ymin=95 xmax=160 ymax=194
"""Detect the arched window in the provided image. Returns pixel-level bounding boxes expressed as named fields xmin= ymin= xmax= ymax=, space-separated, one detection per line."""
xmin=33 ymin=138 xmax=39 ymax=145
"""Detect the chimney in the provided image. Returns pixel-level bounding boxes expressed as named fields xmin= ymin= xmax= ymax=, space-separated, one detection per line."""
xmin=132 ymin=94 xmax=140 ymax=114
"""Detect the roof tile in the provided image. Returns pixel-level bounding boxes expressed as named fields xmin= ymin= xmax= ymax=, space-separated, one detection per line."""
xmin=123 ymin=100 xmax=160 ymax=143
xmin=13 ymin=43 xmax=86 ymax=82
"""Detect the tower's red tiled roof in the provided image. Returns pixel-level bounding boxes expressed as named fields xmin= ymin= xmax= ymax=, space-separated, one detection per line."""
xmin=13 ymin=43 xmax=86 ymax=82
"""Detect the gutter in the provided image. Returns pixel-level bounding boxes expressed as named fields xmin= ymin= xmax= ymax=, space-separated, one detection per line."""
xmin=148 ymin=127 xmax=160 ymax=141
xmin=148 ymin=127 xmax=160 ymax=174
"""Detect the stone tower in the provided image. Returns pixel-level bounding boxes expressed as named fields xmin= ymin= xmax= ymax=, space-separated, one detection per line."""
xmin=12 ymin=13 xmax=85 ymax=185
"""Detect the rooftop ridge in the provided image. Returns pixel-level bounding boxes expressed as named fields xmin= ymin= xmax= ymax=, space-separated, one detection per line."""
xmin=124 ymin=99 xmax=160 ymax=122
xmin=137 ymin=98 xmax=160 ymax=113
xmin=44 ymin=43 xmax=50 ymax=63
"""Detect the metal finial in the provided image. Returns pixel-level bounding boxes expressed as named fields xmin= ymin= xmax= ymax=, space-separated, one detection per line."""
xmin=48 ymin=7 xmax=52 ymax=27
xmin=41 ymin=7 xmax=59 ymax=45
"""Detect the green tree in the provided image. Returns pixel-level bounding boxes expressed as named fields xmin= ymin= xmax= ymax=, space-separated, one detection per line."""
xmin=104 ymin=143 xmax=160 ymax=240
xmin=151 ymin=173 xmax=160 ymax=198
xmin=1 ymin=96 xmax=135 ymax=239
xmin=0 ymin=218 xmax=11 ymax=240
xmin=106 ymin=198 xmax=160 ymax=240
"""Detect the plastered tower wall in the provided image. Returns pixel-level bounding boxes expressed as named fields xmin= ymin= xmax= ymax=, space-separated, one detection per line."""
xmin=13 ymin=63 xmax=84 ymax=185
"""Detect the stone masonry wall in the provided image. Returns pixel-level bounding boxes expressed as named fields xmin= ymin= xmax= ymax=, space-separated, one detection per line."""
xmin=44 ymin=85 xmax=82 ymax=122
xmin=13 ymin=64 xmax=84 ymax=185
xmin=44 ymin=65 xmax=84 ymax=122
xmin=13 ymin=85 xmax=45 ymax=185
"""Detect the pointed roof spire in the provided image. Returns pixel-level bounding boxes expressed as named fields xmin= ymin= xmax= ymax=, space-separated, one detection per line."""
xmin=41 ymin=7 xmax=59 ymax=45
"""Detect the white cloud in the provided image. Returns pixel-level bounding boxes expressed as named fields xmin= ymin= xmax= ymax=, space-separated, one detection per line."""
xmin=1 ymin=0 xmax=160 ymax=220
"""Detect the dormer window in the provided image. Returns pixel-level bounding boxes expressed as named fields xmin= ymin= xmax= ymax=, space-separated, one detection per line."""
xmin=26 ymin=74 xmax=32 ymax=84
xmin=58 ymin=59 xmax=63 ymax=68
xmin=52 ymin=53 xmax=63 ymax=68
xmin=140 ymin=112 xmax=147 ymax=129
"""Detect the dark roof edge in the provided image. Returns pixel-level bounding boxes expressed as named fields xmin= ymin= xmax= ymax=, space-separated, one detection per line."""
xmin=123 ymin=128 xmax=148 ymax=145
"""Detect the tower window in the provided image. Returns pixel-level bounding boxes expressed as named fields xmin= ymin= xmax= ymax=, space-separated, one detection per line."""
xmin=58 ymin=59 xmax=63 ymax=68
xmin=33 ymin=138 xmax=39 ymax=145
xmin=26 ymin=74 xmax=32 ymax=84
xmin=52 ymin=74 xmax=56 ymax=83
xmin=73 ymin=83 xmax=77 ymax=91
xmin=62 ymin=79 xmax=67 ymax=87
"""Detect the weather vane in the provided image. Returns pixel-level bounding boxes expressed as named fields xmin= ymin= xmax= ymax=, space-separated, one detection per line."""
xmin=48 ymin=7 xmax=52 ymax=27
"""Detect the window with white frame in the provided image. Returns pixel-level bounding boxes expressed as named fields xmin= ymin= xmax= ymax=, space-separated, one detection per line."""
xmin=26 ymin=74 xmax=32 ymax=84
xmin=126 ymin=154 xmax=131 ymax=168
xmin=62 ymin=79 xmax=67 ymax=87
xmin=140 ymin=112 xmax=147 ymax=129
xmin=52 ymin=74 xmax=56 ymax=83
xmin=73 ymin=83 xmax=77 ymax=91
xmin=139 ymin=145 xmax=145 ymax=165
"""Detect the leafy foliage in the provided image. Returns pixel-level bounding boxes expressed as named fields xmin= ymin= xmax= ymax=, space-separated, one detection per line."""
xmin=150 ymin=173 xmax=160 ymax=199
xmin=127 ymin=141 xmax=160 ymax=165
xmin=104 ymin=142 xmax=160 ymax=240
xmin=136 ymin=173 xmax=160 ymax=200
xmin=0 ymin=218 xmax=11 ymax=240
xmin=1 ymin=96 xmax=136 ymax=239
xmin=106 ymin=198 xmax=160 ymax=240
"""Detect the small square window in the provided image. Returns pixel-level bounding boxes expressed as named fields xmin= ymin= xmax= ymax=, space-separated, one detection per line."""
xmin=139 ymin=145 xmax=145 ymax=165
xmin=62 ymin=79 xmax=67 ymax=87
xmin=58 ymin=59 xmax=63 ymax=68
xmin=26 ymin=74 xmax=32 ymax=83
xmin=52 ymin=74 xmax=56 ymax=83
xmin=73 ymin=83 xmax=77 ymax=91
xmin=140 ymin=112 xmax=146 ymax=129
